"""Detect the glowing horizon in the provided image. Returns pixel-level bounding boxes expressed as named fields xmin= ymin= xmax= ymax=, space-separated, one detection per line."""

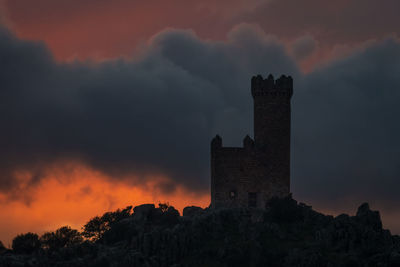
xmin=0 ymin=162 xmax=209 ymax=246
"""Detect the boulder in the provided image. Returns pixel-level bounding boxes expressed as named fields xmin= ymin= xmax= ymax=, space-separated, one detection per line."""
xmin=182 ymin=206 xmax=204 ymax=217
xmin=356 ymin=203 xmax=382 ymax=230
xmin=134 ymin=204 xmax=156 ymax=221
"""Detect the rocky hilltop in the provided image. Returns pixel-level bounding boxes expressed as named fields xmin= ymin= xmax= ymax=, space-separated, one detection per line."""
xmin=1 ymin=196 xmax=399 ymax=267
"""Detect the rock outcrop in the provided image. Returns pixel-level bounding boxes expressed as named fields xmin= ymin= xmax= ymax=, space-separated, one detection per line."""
xmin=1 ymin=197 xmax=399 ymax=267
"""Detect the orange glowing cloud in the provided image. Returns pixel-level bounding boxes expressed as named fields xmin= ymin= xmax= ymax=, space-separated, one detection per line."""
xmin=0 ymin=163 xmax=209 ymax=247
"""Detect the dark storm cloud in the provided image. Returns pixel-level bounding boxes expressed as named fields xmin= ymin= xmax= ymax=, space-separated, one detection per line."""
xmin=292 ymin=40 xmax=400 ymax=210
xmin=1 ymin=22 xmax=400 ymax=215
xmin=0 ymin=24 xmax=298 ymax=193
xmin=290 ymin=35 xmax=317 ymax=61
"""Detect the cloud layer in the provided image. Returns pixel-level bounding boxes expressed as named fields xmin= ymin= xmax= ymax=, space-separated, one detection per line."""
xmin=0 ymin=23 xmax=400 ymax=231
xmin=3 ymin=0 xmax=399 ymax=64
xmin=293 ymin=40 xmax=400 ymax=210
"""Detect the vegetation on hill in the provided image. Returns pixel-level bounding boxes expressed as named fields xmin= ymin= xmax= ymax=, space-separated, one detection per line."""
xmin=0 ymin=196 xmax=399 ymax=266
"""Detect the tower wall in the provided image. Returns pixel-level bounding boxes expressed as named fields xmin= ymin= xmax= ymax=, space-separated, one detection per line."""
xmin=251 ymin=74 xmax=293 ymax=194
xmin=211 ymin=74 xmax=293 ymax=209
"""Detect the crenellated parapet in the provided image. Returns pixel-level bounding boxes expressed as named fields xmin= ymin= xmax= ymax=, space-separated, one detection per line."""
xmin=211 ymin=134 xmax=256 ymax=151
xmin=251 ymin=74 xmax=293 ymax=99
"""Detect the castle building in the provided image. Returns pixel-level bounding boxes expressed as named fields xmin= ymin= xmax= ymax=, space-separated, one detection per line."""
xmin=211 ymin=74 xmax=293 ymax=209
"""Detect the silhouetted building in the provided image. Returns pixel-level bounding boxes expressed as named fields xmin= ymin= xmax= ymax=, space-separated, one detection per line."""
xmin=211 ymin=74 xmax=293 ymax=208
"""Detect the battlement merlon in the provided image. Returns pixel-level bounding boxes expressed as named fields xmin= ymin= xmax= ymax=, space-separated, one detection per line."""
xmin=211 ymin=135 xmax=222 ymax=150
xmin=251 ymin=74 xmax=293 ymax=99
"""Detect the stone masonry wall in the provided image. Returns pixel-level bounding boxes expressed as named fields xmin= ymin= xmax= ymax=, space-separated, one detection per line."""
xmin=211 ymin=74 xmax=293 ymax=209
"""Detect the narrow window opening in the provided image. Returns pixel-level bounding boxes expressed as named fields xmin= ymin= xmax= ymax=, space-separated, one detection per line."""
xmin=248 ymin=192 xmax=257 ymax=207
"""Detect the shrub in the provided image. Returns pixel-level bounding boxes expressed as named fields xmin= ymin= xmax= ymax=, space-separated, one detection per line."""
xmin=0 ymin=240 xmax=6 ymax=251
xmin=12 ymin=232 xmax=40 ymax=254
xmin=82 ymin=206 xmax=132 ymax=241
xmin=40 ymin=226 xmax=83 ymax=250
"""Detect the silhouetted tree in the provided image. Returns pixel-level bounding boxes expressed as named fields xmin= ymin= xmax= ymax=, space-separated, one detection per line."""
xmin=0 ymin=240 xmax=5 ymax=251
xmin=81 ymin=216 xmax=105 ymax=241
xmin=82 ymin=206 xmax=132 ymax=241
xmin=40 ymin=226 xmax=83 ymax=250
xmin=12 ymin=232 xmax=40 ymax=254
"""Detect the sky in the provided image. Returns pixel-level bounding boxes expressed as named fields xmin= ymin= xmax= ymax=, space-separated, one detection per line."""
xmin=0 ymin=0 xmax=400 ymax=245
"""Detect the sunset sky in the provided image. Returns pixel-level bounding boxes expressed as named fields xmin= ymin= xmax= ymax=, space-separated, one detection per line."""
xmin=1 ymin=0 xmax=400 ymax=246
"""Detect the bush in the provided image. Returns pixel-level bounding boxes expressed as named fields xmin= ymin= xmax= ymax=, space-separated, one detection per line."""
xmin=12 ymin=232 xmax=40 ymax=254
xmin=82 ymin=206 xmax=133 ymax=241
xmin=0 ymin=240 xmax=6 ymax=251
xmin=40 ymin=226 xmax=83 ymax=250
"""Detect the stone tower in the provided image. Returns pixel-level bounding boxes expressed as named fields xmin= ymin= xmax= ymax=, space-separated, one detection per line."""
xmin=211 ymin=74 xmax=293 ymax=209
